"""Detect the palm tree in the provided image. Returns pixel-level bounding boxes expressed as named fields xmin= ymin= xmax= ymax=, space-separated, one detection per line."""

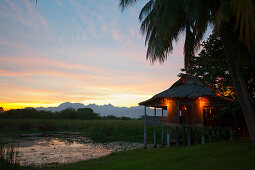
xmin=119 ymin=0 xmax=255 ymax=147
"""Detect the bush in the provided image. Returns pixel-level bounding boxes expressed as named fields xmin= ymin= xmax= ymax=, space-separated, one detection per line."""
xmin=0 ymin=108 xmax=53 ymax=119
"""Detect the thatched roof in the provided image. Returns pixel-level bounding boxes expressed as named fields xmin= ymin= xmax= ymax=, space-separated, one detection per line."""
xmin=139 ymin=74 xmax=231 ymax=106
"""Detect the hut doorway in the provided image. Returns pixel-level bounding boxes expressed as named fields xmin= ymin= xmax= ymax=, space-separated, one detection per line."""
xmin=179 ymin=104 xmax=191 ymax=124
xmin=203 ymin=107 xmax=215 ymax=126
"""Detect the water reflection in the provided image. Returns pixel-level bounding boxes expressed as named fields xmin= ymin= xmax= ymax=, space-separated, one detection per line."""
xmin=15 ymin=137 xmax=142 ymax=166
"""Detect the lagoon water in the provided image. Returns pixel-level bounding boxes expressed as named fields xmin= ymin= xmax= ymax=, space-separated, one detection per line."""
xmin=15 ymin=136 xmax=143 ymax=166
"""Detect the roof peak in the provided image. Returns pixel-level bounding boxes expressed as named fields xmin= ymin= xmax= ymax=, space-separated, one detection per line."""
xmin=171 ymin=74 xmax=203 ymax=88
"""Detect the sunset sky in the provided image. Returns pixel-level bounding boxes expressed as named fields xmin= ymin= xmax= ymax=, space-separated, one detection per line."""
xmin=0 ymin=0 xmax=208 ymax=110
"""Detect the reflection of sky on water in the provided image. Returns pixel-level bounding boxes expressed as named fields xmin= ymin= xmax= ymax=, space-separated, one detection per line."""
xmin=16 ymin=137 xmax=142 ymax=166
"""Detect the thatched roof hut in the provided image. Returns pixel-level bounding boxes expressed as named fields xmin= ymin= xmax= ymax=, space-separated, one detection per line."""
xmin=140 ymin=75 xmax=235 ymax=148
xmin=139 ymin=74 xmax=232 ymax=126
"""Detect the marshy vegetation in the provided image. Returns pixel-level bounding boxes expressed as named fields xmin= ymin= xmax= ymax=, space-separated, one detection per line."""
xmin=0 ymin=139 xmax=20 ymax=170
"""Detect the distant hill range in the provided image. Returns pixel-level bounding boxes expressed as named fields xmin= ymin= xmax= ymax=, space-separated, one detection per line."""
xmin=36 ymin=102 xmax=155 ymax=118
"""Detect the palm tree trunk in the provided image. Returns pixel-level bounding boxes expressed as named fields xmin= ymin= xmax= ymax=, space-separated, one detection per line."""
xmin=220 ymin=27 xmax=255 ymax=148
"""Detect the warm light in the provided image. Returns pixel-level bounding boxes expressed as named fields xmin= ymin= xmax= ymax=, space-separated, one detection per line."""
xmin=163 ymin=98 xmax=172 ymax=108
xmin=198 ymin=96 xmax=209 ymax=107
xmin=199 ymin=97 xmax=204 ymax=107
xmin=0 ymin=103 xmax=60 ymax=111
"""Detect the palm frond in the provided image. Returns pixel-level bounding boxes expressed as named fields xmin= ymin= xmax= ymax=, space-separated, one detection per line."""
xmin=230 ymin=0 xmax=255 ymax=51
xmin=120 ymin=0 xmax=211 ymax=68
xmin=119 ymin=0 xmax=140 ymax=12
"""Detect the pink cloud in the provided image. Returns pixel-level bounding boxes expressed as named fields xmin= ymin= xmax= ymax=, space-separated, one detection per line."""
xmin=111 ymin=30 xmax=122 ymax=42
xmin=1 ymin=0 xmax=49 ymax=31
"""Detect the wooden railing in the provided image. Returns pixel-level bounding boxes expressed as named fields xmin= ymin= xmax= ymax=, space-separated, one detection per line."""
xmin=145 ymin=116 xmax=167 ymax=125
xmin=145 ymin=116 xmax=203 ymax=127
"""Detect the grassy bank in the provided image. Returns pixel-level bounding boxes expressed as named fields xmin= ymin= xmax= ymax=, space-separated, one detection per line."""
xmin=25 ymin=139 xmax=255 ymax=170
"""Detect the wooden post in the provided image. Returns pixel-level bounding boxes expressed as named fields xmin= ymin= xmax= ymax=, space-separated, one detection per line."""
xmin=183 ymin=127 xmax=186 ymax=145
xmin=161 ymin=108 xmax=164 ymax=146
xmin=229 ymin=128 xmax=233 ymax=141
xmin=219 ymin=129 xmax=222 ymax=140
xmin=226 ymin=129 xmax=229 ymax=140
xmin=187 ymin=127 xmax=191 ymax=146
xmin=154 ymin=108 xmax=157 ymax=148
xmin=176 ymin=126 xmax=179 ymax=146
xmin=144 ymin=106 xmax=147 ymax=149
xmin=209 ymin=130 xmax=212 ymax=143
xmin=216 ymin=130 xmax=219 ymax=141
xmin=214 ymin=129 xmax=217 ymax=142
xmin=201 ymin=128 xmax=205 ymax=144
xmin=194 ymin=127 xmax=198 ymax=145
xmin=167 ymin=126 xmax=171 ymax=148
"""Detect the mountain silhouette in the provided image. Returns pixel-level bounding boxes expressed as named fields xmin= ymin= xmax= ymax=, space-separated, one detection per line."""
xmin=36 ymin=102 xmax=156 ymax=118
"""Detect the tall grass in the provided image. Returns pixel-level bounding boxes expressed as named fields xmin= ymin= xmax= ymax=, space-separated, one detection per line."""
xmin=0 ymin=119 xmax=145 ymax=142
xmin=0 ymin=119 xmax=231 ymax=143
xmin=0 ymin=139 xmax=20 ymax=169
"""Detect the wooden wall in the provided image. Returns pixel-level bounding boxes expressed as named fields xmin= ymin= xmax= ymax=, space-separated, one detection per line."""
xmin=166 ymin=98 xmax=204 ymax=125
xmin=190 ymin=98 xmax=203 ymax=125
xmin=166 ymin=99 xmax=179 ymax=123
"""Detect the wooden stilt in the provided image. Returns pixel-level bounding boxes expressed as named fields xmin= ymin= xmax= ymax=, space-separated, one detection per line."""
xmin=176 ymin=126 xmax=179 ymax=146
xmin=161 ymin=108 xmax=164 ymax=146
xmin=187 ymin=127 xmax=191 ymax=146
xmin=217 ymin=130 xmax=220 ymax=141
xmin=201 ymin=128 xmax=205 ymax=144
xmin=167 ymin=126 xmax=171 ymax=148
xmin=229 ymin=128 xmax=233 ymax=141
xmin=154 ymin=108 xmax=157 ymax=148
xmin=194 ymin=127 xmax=198 ymax=145
xmin=219 ymin=130 xmax=222 ymax=140
xmin=154 ymin=128 xmax=157 ymax=147
xmin=183 ymin=127 xmax=186 ymax=145
xmin=144 ymin=106 xmax=147 ymax=149
xmin=214 ymin=129 xmax=217 ymax=142
xmin=209 ymin=130 xmax=212 ymax=143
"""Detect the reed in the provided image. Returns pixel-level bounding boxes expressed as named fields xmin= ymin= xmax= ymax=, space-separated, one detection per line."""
xmin=0 ymin=139 xmax=20 ymax=169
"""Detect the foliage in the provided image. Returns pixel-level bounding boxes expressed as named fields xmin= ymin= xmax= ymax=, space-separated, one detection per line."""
xmin=102 ymin=115 xmax=132 ymax=120
xmin=0 ymin=119 xmax=145 ymax=142
xmin=0 ymin=119 xmax=206 ymax=143
xmin=0 ymin=107 xmax=4 ymax=113
xmin=181 ymin=33 xmax=233 ymax=97
xmin=120 ymin=0 xmax=211 ymax=71
xmin=54 ymin=108 xmax=101 ymax=120
xmin=119 ymin=0 xmax=255 ymax=69
xmin=137 ymin=115 xmax=145 ymax=120
xmin=0 ymin=108 xmax=137 ymax=120
xmin=219 ymin=99 xmax=255 ymax=128
xmin=180 ymin=33 xmax=255 ymax=99
xmin=0 ymin=108 xmax=53 ymax=119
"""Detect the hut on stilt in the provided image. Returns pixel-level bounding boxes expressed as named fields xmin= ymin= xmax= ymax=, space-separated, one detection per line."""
xmin=140 ymin=74 xmax=234 ymax=148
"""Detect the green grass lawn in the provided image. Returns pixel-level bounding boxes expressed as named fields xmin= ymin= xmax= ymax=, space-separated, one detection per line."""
xmin=34 ymin=139 xmax=254 ymax=170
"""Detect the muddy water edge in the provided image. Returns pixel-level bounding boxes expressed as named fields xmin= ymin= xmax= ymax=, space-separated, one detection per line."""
xmin=1 ymin=132 xmax=143 ymax=167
